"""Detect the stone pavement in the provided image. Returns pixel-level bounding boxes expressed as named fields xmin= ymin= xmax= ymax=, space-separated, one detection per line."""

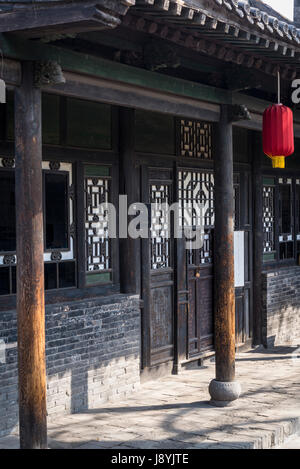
xmin=1 ymin=345 xmax=300 ymax=450
xmin=276 ymin=434 xmax=300 ymax=449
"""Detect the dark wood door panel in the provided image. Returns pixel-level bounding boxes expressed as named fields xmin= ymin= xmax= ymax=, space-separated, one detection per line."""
xmin=150 ymin=283 xmax=174 ymax=366
xmin=235 ymin=290 xmax=244 ymax=345
xmin=187 ymin=264 xmax=214 ymax=357
xmin=188 ymin=277 xmax=198 ymax=356
xmin=142 ymin=166 xmax=175 ymax=370
xmin=198 ymin=270 xmax=214 ymax=351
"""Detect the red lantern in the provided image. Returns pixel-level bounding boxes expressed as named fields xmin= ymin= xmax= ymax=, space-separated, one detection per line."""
xmin=263 ymin=104 xmax=294 ymax=169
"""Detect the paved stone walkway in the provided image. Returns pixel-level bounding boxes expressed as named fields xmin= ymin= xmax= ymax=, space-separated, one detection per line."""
xmin=1 ymin=346 xmax=300 ymax=449
xmin=276 ymin=434 xmax=300 ymax=449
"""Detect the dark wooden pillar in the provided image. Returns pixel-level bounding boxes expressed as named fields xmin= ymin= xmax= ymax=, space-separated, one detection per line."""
xmin=119 ymin=108 xmax=141 ymax=295
xmin=209 ymin=104 xmax=244 ymax=406
xmin=15 ymin=62 xmax=47 ymax=449
xmin=214 ymin=105 xmax=236 ymax=382
xmin=252 ymin=132 xmax=263 ymax=346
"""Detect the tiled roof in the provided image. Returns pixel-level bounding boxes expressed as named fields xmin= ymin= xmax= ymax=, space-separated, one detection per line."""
xmin=124 ymin=1 xmax=300 ymax=77
xmin=0 ymin=1 xmax=298 ymax=45
xmin=249 ymin=1 xmax=292 ymax=23
xmin=0 ymin=1 xmax=299 ymax=75
xmin=181 ymin=1 xmax=300 ymax=46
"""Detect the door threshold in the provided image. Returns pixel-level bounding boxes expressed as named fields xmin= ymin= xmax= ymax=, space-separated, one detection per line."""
xmin=140 ymin=361 xmax=174 ymax=383
xmin=179 ymin=349 xmax=215 ymax=366
xmin=236 ymin=339 xmax=254 ymax=352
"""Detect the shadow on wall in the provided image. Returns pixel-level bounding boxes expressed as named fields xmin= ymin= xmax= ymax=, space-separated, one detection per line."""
xmin=262 ymin=267 xmax=300 ymax=348
xmin=0 ymin=294 xmax=141 ymax=437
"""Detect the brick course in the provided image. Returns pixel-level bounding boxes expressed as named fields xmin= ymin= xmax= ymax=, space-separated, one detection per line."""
xmin=262 ymin=267 xmax=300 ymax=347
xmin=0 ymin=294 xmax=141 ymax=437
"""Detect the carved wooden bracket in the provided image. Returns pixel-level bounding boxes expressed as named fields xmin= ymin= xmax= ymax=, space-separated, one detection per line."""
xmin=228 ymin=104 xmax=251 ymax=122
xmin=34 ymin=61 xmax=66 ymax=87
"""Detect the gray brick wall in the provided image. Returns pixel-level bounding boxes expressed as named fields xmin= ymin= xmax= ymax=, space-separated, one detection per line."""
xmin=262 ymin=267 xmax=300 ymax=347
xmin=0 ymin=294 xmax=141 ymax=437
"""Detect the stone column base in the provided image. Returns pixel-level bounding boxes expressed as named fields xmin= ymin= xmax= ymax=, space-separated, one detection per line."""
xmin=208 ymin=379 xmax=241 ymax=407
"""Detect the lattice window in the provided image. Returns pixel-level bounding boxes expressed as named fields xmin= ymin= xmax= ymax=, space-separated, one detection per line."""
xmin=150 ymin=184 xmax=171 ymax=270
xmin=0 ymin=159 xmax=76 ymax=294
xmin=84 ymin=174 xmax=111 ymax=274
xmin=180 ymin=120 xmax=212 ymax=159
xmin=263 ymin=185 xmax=275 ymax=254
xmin=278 ymin=177 xmax=293 ymax=260
xmin=178 ymin=170 xmax=214 ymax=265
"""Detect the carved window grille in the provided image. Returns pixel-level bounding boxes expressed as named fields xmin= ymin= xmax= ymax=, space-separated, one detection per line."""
xmin=263 ymin=185 xmax=275 ymax=255
xmin=84 ymin=170 xmax=111 ymax=281
xmin=278 ymin=177 xmax=293 ymax=260
xmin=0 ymin=160 xmax=76 ymax=294
xmin=178 ymin=170 xmax=214 ymax=265
xmin=150 ymin=183 xmax=171 ymax=270
xmin=180 ymin=120 xmax=212 ymax=159
xmin=263 ymin=177 xmax=297 ymax=263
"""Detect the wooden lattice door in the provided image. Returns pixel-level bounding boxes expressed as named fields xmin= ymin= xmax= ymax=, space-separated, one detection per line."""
xmin=141 ymin=166 xmax=175 ymax=370
xmin=177 ymin=169 xmax=215 ymax=357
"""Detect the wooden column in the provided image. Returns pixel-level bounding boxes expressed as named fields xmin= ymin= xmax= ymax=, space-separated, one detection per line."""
xmin=15 ymin=62 xmax=47 ymax=449
xmin=119 ymin=107 xmax=141 ymax=295
xmin=209 ymin=104 xmax=242 ymax=406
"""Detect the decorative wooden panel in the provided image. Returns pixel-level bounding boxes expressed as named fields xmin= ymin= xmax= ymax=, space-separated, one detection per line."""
xmin=180 ymin=120 xmax=212 ymax=159
xmin=178 ymin=170 xmax=214 ymax=265
xmin=84 ymin=174 xmax=111 ymax=273
xmin=263 ymin=185 xmax=275 ymax=254
xmin=150 ymin=183 xmax=171 ymax=270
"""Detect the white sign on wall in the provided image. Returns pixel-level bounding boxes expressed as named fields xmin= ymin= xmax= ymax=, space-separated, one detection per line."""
xmin=0 ymin=79 xmax=6 ymax=104
xmin=234 ymin=231 xmax=245 ymax=288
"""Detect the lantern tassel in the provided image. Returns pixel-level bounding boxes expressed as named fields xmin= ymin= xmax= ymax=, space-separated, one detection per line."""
xmin=267 ymin=155 xmax=285 ymax=169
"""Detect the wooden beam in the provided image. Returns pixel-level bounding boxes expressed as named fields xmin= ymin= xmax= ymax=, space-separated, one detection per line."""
xmin=45 ymin=71 xmax=221 ymax=122
xmin=15 ymin=61 xmax=47 ymax=449
xmin=0 ymin=1 xmax=132 ymax=36
xmin=0 ymin=34 xmax=230 ymax=105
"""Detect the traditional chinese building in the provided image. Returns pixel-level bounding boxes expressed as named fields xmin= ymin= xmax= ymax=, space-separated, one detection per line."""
xmin=0 ymin=0 xmax=300 ymax=448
